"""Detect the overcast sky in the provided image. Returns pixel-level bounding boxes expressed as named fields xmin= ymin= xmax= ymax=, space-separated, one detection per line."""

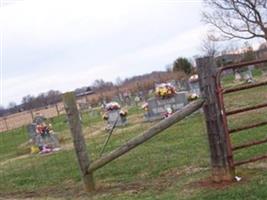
xmin=0 ymin=0 xmax=207 ymax=107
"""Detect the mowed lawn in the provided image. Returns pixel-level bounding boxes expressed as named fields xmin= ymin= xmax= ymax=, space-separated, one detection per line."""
xmin=0 ymin=73 xmax=267 ymax=199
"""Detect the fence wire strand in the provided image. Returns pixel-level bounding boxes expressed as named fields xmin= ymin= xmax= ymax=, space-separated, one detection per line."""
xmin=0 ymin=98 xmax=210 ymax=197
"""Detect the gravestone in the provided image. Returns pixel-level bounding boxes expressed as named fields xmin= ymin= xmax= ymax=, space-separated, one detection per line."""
xmin=177 ymin=80 xmax=190 ymax=91
xmin=104 ymin=102 xmax=128 ymax=129
xmin=189 ymin=81 xmax=201 ymax=96
xmin=242 ymin=66 xmax=254 ymax=83
xmin=138 ymin=91 xmax=145 ymax=101
xmin=237 ymin=66 xmax=254 ymax=83
xmin=118 ymin=93 xmax=124 ymax=103
xmin=27 ymin=117 xmax=60 ymax=153
xmin=144 ymin=91 xmax=188 ymax=121
xmin=134 ymin=96 xmax=141 ymax=106
xmin=188 ymin=75 xmax=201 ymax=97
xmin=234 ymin=71 xmax=242 ymax=81
xmin=107 ymin=110 xmax=127 ymax=127
xmin=33 ymin=115 xmax=46 ymax=124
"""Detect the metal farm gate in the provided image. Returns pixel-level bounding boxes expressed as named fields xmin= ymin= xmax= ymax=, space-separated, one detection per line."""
xmin=216 ymin=58 xmax=267 ymax=172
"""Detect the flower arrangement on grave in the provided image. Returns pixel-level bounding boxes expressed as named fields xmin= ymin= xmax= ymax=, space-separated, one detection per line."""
xmin=142 ymin=102 xmax=149 ymax=111
xmin=35 ymin=122 xmax=52 ymax=137
xmin=102 ymin=102 xmax=128 ymax=120
xmin=188 ymin=93 xmax=199 ymax=101
xmin=155 ymin=83 xmax=176 ymax=98
xmin=163 ymin=107 xmax=173 ymax=118
xmin=30 ymin=145 xmax=40 ymax=154
xmin=119 ymin=109 xmax=128 ymax=117
xmin=188 ymin=74 xmax=199 ymax=83
xmin=105 ymin=102 xmax=121 ymax=111
xmin=102 ymin=113 xmax=109 ymax=120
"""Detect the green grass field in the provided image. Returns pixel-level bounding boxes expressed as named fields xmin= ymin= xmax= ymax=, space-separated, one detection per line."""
xmin=0 ymin=71 xmax=267 ymax=199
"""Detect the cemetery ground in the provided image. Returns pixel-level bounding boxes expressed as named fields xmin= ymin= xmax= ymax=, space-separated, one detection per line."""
xmin=1 ymin=70 xmax=267 ymax=199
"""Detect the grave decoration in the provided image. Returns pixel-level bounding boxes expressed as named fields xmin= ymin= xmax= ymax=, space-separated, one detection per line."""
xmin=143 ymin=83 xmax=188 ymax=121
xmin=27 ymin=116 xmax=60 ymax=154
xmin=188 ymin=74 xmax=200 ymax=101
xmin=155 ymin=83 xmax=176 ymax=98
xmin=102 ymin=102 xmax=128 ymax=128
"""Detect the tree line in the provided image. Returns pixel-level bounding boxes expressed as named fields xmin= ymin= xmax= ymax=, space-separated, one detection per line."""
xmin=3 ymin=0 xmax=267 ymax=116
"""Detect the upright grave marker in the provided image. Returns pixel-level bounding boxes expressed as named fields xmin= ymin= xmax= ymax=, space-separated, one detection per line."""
xmin=27 ymin=115 xmax=60 ymax=154
xmin=188 ymin=74 xmax=201 ymax=97
xmin=143 ymin=83 xmax=188 ymax=121
xmin=102 ymin=102 xmax=127 ymax=129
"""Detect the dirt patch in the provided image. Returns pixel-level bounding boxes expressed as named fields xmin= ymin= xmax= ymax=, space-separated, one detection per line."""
xmin=187 ymin=176 xmax=247 ymax=190
xmin=0 ymin=181 xmax=87 ymax=200
xmin=189 ymin=178 xmax=234 ymax=189
xmin=247 ymin=162 xmax=267 ymax=169
xmin=0 ymin=154 xmax=31 ymax=168
xmin=0 ymin=166 xmax=207 ymax=199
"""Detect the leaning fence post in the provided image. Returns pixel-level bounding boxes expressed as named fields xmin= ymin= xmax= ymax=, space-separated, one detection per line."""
xmin=196 ymin=56 xmax=234 ymax=182
xmin=63 ymin=92 xmax=95 ymax=192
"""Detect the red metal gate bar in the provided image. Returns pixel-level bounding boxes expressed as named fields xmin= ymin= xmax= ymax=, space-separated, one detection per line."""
xmin=234 ymin=154 xmax=267 ymax=166
xmin=229 ymin=121 xmax=267 ymax=134
xmin=226 ymin=102 xmax=267 ymax=116
xmin=217 ymin=59 xmax=267 ymax=171
xmin=232 ymin=137 xmax=267 ymax=151
xmin=234 ymin=155 xmax=267 ymax=166
xmin=215 ymin=58 xmax=267 ymax=171
xmin=223 ymin=81 xmax=267 ymax=94
xmin=218 ymin=58 xmax=267 ymax=72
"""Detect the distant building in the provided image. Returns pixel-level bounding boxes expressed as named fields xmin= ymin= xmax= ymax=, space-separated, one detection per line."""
xmin=75 ymin=87 xmax=94 ymax=97
xmin=256 ymin=42 xmax=267 ymax=60
xmin=75 ymin=87 xmax=94 ymax=110
xmin=216 ymin=53 xmax=242 ymax=67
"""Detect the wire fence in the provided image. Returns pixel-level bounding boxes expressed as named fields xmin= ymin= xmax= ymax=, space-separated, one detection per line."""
xmin=0 ymin=95 xmax=142 ymax=133
xmin=1 ymin=69 xmax=267 ymax=198
xmin=0 ymin=102 xmax=65 ymax=132
xmin=0 ymin=100 xmax=210 ymax=198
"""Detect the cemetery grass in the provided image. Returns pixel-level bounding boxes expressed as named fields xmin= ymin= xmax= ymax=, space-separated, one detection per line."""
xmin=1 ymin=113 xmax=267 ymax=200
xmin=1 ymin=86 xmax=267 ymax=199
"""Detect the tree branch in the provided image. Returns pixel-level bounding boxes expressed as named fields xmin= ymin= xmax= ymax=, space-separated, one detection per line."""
xmin=202 ymin=0 xmax=267 ymax=41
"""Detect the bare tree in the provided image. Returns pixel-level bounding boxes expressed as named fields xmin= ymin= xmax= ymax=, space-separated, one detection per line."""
xmin=201 ymin=34 xmax=221 ymax=57
xmin=202 ymin=0 xmax=267 ymax=41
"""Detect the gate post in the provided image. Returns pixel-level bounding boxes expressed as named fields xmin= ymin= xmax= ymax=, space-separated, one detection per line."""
xmin=196 ymin=56 xmax=235 ymax=182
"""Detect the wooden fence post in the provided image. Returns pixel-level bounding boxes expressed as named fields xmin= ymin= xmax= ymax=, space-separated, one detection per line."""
xmin=63 ymin=92 xmax=95 ymax=192
xmin=30 ymin=110 xmax=34 ymax=121
xmin=196 ymin=56 xmax=234 ymax=182
xmin=55 ymin=103 xmax=60 ymax=116
xmin=3 ymin=118 xmax=8 ymax=131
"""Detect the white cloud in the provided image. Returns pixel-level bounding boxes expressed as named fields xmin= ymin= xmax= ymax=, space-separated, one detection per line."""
xmin=1 ymin=0 xmax=204 ymax=106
